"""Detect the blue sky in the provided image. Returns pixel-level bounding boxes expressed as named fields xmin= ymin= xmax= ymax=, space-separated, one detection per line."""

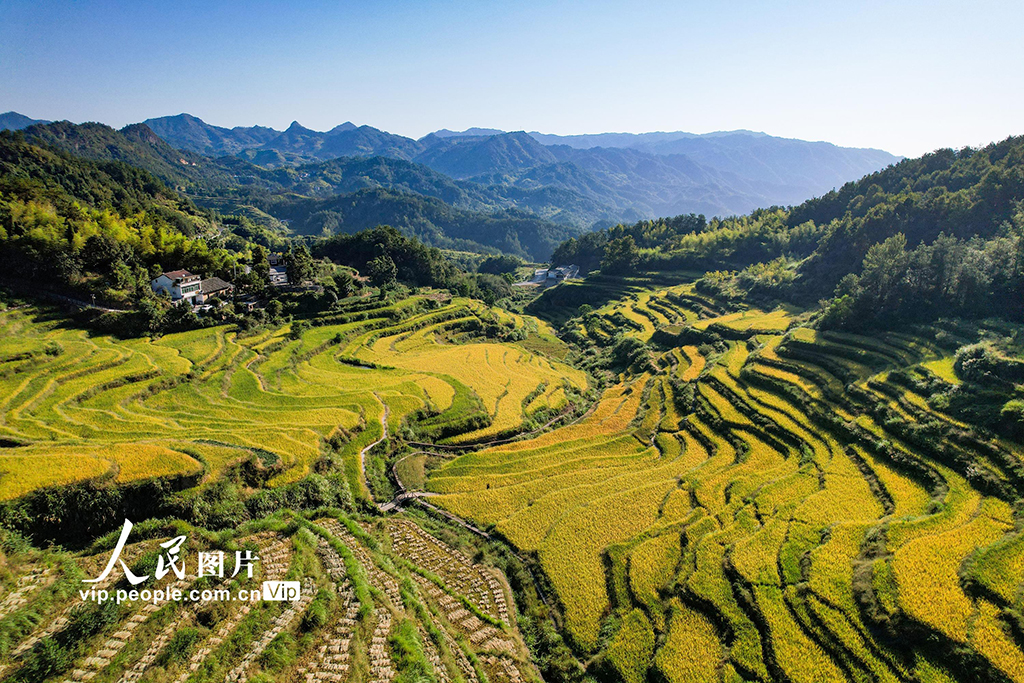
xmin=1 ymin=0 xmax=1021 ymax=157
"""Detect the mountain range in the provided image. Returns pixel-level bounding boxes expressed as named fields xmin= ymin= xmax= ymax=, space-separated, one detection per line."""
xmin=137 ymin=113 xmax=900 ymax=217
xmin=0 ymin=110 xmax=902 ymax=259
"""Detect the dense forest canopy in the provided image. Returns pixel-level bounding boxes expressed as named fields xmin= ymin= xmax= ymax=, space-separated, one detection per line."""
xmin=0 ymin=130 xmax=246 ymax=303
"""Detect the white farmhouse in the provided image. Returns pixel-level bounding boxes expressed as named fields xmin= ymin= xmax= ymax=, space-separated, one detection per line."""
xmin=151 ymin=270 xmax=202 ymax=304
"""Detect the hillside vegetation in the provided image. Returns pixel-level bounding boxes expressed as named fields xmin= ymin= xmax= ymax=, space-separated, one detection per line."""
xmin=10 ymin=123 xmax=581 ymax=261
xmin=544 ymin=135 xmax=1024 ymax=328
xmin=0 ymin=507 xmax=540 ymax=683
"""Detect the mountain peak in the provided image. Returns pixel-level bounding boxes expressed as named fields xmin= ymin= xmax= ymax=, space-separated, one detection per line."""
xmin=0 ymin=111 xmax=51 ymax=132
xmin=143 ymin=113 xmax=283 ymax=155
xmin=430 ymin=127 xmax=506 ymax=139
xmin=327 ymin=122 xmax=358 ymax=135
xmin=120 ymin=122 xmax=164 ymax=145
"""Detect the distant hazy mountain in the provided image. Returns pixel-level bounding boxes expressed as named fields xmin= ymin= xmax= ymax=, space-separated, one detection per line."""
xmin=139 ymin=114 xmax=901 ymax=215
xmin=145 ymin=115 xmax=421 ymax=162
xmin=430 ymin=127 xmax=506 ymax=138
xmin=251 ymin=154 xmax=629 ymax=228
xmin=38 ymin=111 xmax=903 ymax=225
xmin=143 ymin=113 xmax=279 ymax=155
xmin=525 ymin=129 xmax=769 ymax=149
xmin=469 ymin=145 xmax=771 ymax=218
xmin=17 ymin=120 xmax=585 ymax=259
xmin=0 ymin=111 xmax=50 ymax=131
xmin=413 ymin=131 xmax=558 ymax=178
xmin=272 ymin=123 xmax=425 ymax=160
xmin=600 ymin=131 xmax=898 ymax=205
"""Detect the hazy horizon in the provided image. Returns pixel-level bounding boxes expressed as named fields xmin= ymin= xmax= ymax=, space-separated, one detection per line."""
xmin=2 ymin=0 xmax=1021 ymax=158
xmin=0 ymin=110 xmax=913 ymax=155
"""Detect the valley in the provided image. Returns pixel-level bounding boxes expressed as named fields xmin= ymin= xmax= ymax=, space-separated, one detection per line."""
xmin=1 ymin=93 xmax=1023 ymax=683
xmin=3 ymin=2 xmax=1021 ymax=682
xmin=0 ymin=271 xmax=1022 ymax=683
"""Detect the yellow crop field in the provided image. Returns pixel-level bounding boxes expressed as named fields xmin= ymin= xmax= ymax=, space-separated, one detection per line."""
xmin=749 ymin=361 xmax=823 ymax=399
xmin=607 ymin=609 xmax=656 ymax=683
xmin=921 ymin=356 xmax=960 ymax=384
xmin=756 ymin=584 xmax=846 ymax=682
xmin=4 ymin=273 xmax=1020 ymax=683
xmin=971 ymin=599 xmax=1024 ymax=680
xmin=893 ymin=500 xmax=1013 ymax=643
xmin=693 ymin=307 xmax=795 ymax=332
xmin=0 ymin=442 xmax=200 ymax=499
xmin=359 ymin=315 xmax=586 ymax=443
xmin=629 ymin=532 xmax=681 ymax=628
xmin=0 ymin=298 xmax=579 ymax=499
xmin=654 ymin=600 xmax=721 ymax=683
xmin=699 ymin=382 xmax=752 ymax=426
xmin=421 ymin=284 xmax=1024 ymax=682
xmin=679 ymin=346 xmax=704 ymax=381
xmin=965 ymin=530 xmax=1024 ymax=606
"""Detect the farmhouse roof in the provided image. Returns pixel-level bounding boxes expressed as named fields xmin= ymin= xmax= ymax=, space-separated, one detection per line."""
xmin=161 ymin=269 xmax=199 ymax=280
xmin=200 ymin=277 xmax=234 ymax=294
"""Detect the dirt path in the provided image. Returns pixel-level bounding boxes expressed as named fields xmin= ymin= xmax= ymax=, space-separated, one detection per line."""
xmin=382 ymin=448 xmax=557 ymax=614
xmin=379 ymin=449 xmax=492 ymax=541
xmin=39 ymin=290 xmax=128 ymax=313
xmin=360 ymin=393 xmax=390 ymax=504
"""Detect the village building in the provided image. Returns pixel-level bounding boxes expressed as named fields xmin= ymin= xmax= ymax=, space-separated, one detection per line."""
xmin=150 ymin=270 xmax=202 ymax=304
xmin=547 ymin=264 xmax=579 ymax=282
xmin=152 ymin=270 xmax=237 ymax=306
xmin=515 ymin=264 xmax=580 ymax=287
xmin=265 ymin=253 xmax=290 ymax=286
xmin=269 ymin=265 xmax=289 ymax=286
xmin=197 ymin=277 xmax=235 ymax=304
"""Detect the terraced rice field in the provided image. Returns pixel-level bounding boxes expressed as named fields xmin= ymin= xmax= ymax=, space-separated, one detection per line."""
xmin=0 ymin=298 xmax=584 ymax=500
xmin=3 ymin=278 xmax=1022 ymax=683
xmin=428 ymin=285 xmax=1024 ymax=683
xmin=692 ymin=307 xmax=797 ymax=333
xmin=0 ymin=511 xmax=533 ymax=683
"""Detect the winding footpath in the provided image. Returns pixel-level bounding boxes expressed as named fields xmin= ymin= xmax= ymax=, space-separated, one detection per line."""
xmin=361 ymin=392 xmax=390 ymax=505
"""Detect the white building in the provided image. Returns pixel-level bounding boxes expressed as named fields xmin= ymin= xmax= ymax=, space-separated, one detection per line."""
xmin=269 ymin=266 xmax=289 ymax=287
xmin=548 ymin=264 xmax=579 ymax=282
xmin=151 ymin=270 xmax=202 ymax=303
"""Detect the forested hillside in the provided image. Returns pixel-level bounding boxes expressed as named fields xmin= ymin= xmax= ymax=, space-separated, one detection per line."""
xmin=12 ymin=122 xmax=587 ymax=260
xmin=0 ymin=111 xmax=49 ymax=131
xmin=543 ymin=135 xmax=1024 ymax=329
xmin=13 ymin=112 xmax=900 ymax=220
xmin=0 ymin=130 xmax=247 ymax=302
